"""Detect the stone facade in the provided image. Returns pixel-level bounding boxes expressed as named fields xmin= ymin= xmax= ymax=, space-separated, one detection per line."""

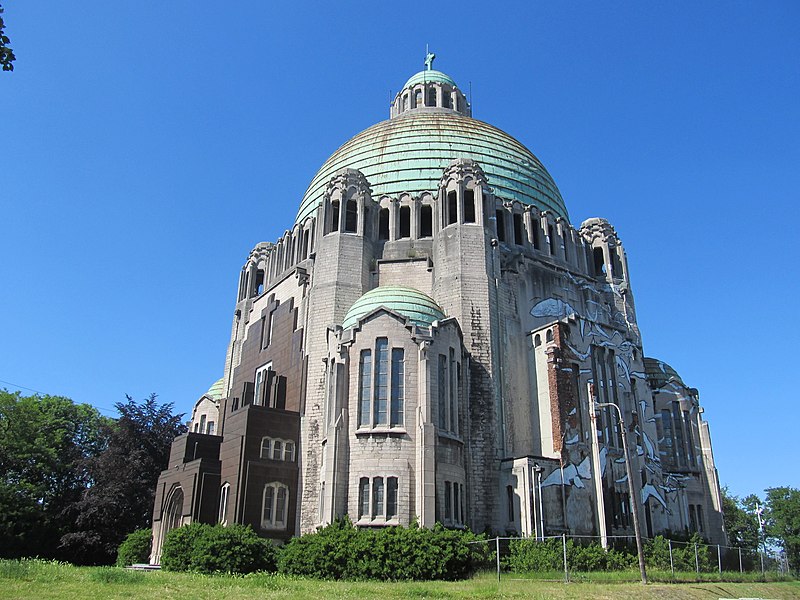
xmin=150 ymin=60 xmax=725 ymax=563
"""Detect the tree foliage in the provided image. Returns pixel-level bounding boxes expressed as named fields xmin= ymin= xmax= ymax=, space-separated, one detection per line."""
xmin=0 ymin=3 xmax=15 ymax=71
xmin=60 ymin=394 xmax=186 ymax=564
xmin=116 ymin=528 xmax=153 ymax=567
xmin=0 ymin=390 xmax=107 ymax=559
xmin=721 ymin=487 xmax=760 ymax=549
xmin=764 ymin=486 xmax=800 ymax=573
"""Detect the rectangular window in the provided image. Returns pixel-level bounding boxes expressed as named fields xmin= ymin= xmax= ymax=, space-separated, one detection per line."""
xmin=359 ymin=350 xmax=372 ymax=427
xmin=399 ymin=206 xmax=411 ymax=238
xmin=284 ymin=441 xmax=295 ymax=462
xmin=507 ymin=485 xmax=514 ymax=522
xmin=683 ymin=411 xmax=696 ymax=467
xmin=275 ymin=487 xmax=287 ymax=525
xmin=661 ymin=408 xmax=676 ymax=465
xmin=359 ymin=478 xmax=370 ymax=519
xmin=263 ymin=486 xmax=274 ymax=524
xmin=330 ymin=200 xmax=340 ymax=233
xmin=447 ymin=191 xmax=457 ymax=226
xmin=260 ymin=438 xmax=272 ymax=459
xmin=420 ymin=205 xmax=433 ymax=237
xmin=496 ymin=210 xmax=506 ymax=241
xmin=345 ymin=200 xmax=358 ymax=232
xmin=207 ymin=421 xmax=214 ymax=435
xmin=548 ymin=224 xmax=555 ymax=255
xmin=387 ymin=477 xmax=398 ymax=519
xmin=696 ymin=505 xmax=705 ymax=531
xmin=689 ymin=504 xmax=697 ymax=531
xmin=438 ymin=354 xmax=448 ymax=430
xmin=513 ymin=213 xmax=524 ymax=245
xmin=379 ymin=208 xmax=390 ymax=240
xmin=218 ymin=484 xmax=229 ymax=524
xmin=444 ymin=482 xmax=452 ymax=521
xmin=463 ymin=189 xmax=475 ymax=223
xmin=672 ymin=402 xmax=686 ymax=467
xmin=449 ymin=349 xmax=457 ymax=435
xmin=453 ymin=482 xmax=460 ymax=524
xmin=272 ymin=440 xmax=282 ymax=460
xmin=374 ymin=339 xmax=389 ymax=425
xmin=391 ymin=348 xmax=404 ymax=426
xmin=199 ymin=414 xmax=207 ymax=433
xmin=372 ymin=477 xmax=384 ymax=518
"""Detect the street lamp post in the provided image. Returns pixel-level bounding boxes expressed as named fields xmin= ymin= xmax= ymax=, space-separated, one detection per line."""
xmin=595 ymin=401 xmax=648 ymax=585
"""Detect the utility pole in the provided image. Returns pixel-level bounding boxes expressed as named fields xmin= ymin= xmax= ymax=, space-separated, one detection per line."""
xmin=596 ymin=400 xmax=648 ymax=585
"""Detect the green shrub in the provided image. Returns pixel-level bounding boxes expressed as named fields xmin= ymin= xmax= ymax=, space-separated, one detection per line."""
xmin=116 ymin=529 xmax=153 ymax=567
xmin=507 ymin=537 xmax=634 ymax=572
xmin=190 ymin=524 xmax=276 ymax=574
xmin=276 ymin=518 xmax=487 ymax=580
xmin=160 ymin=523 xmax=275 ymax=574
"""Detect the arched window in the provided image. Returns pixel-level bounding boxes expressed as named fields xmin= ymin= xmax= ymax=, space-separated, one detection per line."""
xmin=414 ymin=89 xmax=422 ymax=107
xmin=593 ymin=247 xmax=606 ymax=275
xmin=402 ymin=94 xmax=408 ymax=111
xmin=164 ymin=486 xmax=184 ymax=533
xmin=262 ymin=482 xmax=289 ymax=529
xmin=442 ymin=91 xmax=451 ymax=109
xmin=427 ymin=87 xmax=436 ymax=107
xmin=513 ymin=213 xmax=524 ymax=245
xmin=218 ymin=483 xmax=230 ymax=525
xmin=447 ymin=191 xmax=457 ymax=226
xmin=358 ymin=338 xmax=404 ymax=428
xmin=496 ymin=210 xmax=506 ymax=242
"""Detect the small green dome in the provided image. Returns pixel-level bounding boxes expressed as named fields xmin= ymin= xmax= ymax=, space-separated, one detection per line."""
xmin=403 ymin=69 xmax=457 ymax=89
xmin=342 ymin=286 xmax=446 ymax=330
xmin=296 ymin=111 xmax=566 ymax=224
xmin=206 ymin=378 xmax=225 ymax=400
xmin=643 ymin=358 xmax=684 ymax=388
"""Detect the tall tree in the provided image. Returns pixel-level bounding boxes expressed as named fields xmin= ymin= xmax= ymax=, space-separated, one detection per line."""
xmin=60 ymin=394 xmax=186 ymax=564
xmin=764 ymin=486 xmax=800 ymax=573
xmin=0 ymin=390 xmax=107 ymax=558
xmin=0 ymin=3 xmax=16 ymax=71
xmin=721 ymin=487 xmax=760 ymax=549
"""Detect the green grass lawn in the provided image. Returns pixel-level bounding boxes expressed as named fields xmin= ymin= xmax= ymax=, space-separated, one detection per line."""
xmin=1 ymin=560 xmax=797 ymax=600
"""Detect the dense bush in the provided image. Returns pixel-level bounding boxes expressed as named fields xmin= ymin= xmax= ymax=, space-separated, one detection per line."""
xmin=277 ymin=518 xmax=487 ymax=580
xmin=507 ymin=537 xmax=633 ymax=572
xmin=160 ymin=523 xmax=276 ymax=574
xmin=116 ymin=529 xmax=152 ymax=566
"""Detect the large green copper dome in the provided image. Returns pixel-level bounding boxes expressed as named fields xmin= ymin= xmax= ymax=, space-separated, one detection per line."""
xmin=295 ymin=72 xmax=567 ymax=224
xmin=342 ymin=286 xmax=446 ymax=330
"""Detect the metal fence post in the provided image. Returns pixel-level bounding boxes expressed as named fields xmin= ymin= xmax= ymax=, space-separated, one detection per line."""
xmin=694 ymin=543 xmax=699 ymax=574
xmin=718 ymin=544 xmax=722 ymax=574
xmin=562 ymin=533 xmax=569 ymax=583
xmin=495 ymin=536 xmax=501 ymax=583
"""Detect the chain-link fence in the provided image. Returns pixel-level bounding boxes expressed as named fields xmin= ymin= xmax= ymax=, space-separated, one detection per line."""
xmin=470 ymin=534 xmax=792 ymax=583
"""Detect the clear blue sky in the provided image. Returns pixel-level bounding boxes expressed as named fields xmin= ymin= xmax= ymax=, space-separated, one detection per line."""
xmin=1 ymin=2 xmax=798 ymax=500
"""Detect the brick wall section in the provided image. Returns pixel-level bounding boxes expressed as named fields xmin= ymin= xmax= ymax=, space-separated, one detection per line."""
xmin=546 ymin=322 xmax=579 ymax=457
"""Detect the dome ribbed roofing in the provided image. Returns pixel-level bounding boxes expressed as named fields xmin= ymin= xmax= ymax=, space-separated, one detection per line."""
xmin=403 ymin=69 xmax=457 ymax=89
xmin=643 ymin=358 xmax=685 ymax=388
xmin=295 ymin=111 xmax=567 ymax=224
xmin=342 ymin=286 xmax=445 ymax=330
xmin=206 ymin=378 xmax=225 ymax=400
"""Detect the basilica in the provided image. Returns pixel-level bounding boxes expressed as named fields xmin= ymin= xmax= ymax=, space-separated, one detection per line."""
xmin=150 ymin=57 xmax=725 ymax=562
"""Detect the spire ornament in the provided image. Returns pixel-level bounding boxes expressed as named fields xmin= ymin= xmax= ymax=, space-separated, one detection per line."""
xmin=424 ymin=46 xmax=435 ymax=71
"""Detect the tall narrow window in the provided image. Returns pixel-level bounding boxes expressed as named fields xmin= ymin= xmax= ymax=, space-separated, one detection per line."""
xmin=447 ymin=191 xmax=457 ymax=226
xmin=199 ymin=414 xmax=207 ymax=433
xmin=444 ymin=482 xmax=452 ymax=520
xmin=420 ymin=204 xmax=433 ymax=237
xmin=532 ymin=221 xmax=540 ymax=249
xmin=672 ymin=403 xmax=686 ymax=467
xmin=507 ymin=485 xmax=514 ymax=522
xmin=427 ymin=87 xmax=436 ymax=106
xmin=218 ymin=483 xmax=230 ymax=525
xmin=453 ymin=482 xmax=460 ymax=524
xmin=438 ymin=354 xmax=448 ymax=430
xmin=463 ymin=189 xmax=475 ymax=223
xmin=374 ymin=338 xmax=389 ymax=425
xmin=372 ymin=477 xmax=384 ymax=518
xmin=359 ymin=478 xmax=370 ymax=519
xmin=449 ymin=349 xmax=457 ymax=435
xmin=513 ymin=213 xmax=524 ymax=245
xmin=255 ymin=269 xmax=264 ymax=295
xmin=358 ymin=349 xmax=372 ymax=427
xmin=261 ymin=482 xmax=288 ymax=528
xmin=379 ymin=208 xmax=390 ymax=240
xmin=594 ymin=247 xmax=606 ymax=275
xmin=391 ymin=348 xmax=404 ymax=426
xmin=414 ymin=89 xmax=422 ymax=108
xmin=330 ymin=200 xmax=340 ymax=233
xmin=273 ymin=440 xmax=283 ymax=460
xmin=345 ymin=199 xmax=358 ymax=232
xmin=689 ymin=504 xmax=697 ymax=531
xmin=661 ymin=408 xmax=676 ymax=465
xmin=275 ymin=486 xmax=287 ymax=526
xmin=387 ymin=477 xmax=398 ymax=519
xmin=442 ymin=92 xmax=451 ymax=109
xmin=683 ymin=411 xmax=696 ymax=467
xmin=263 ymin=485 xmax=274 ymax=524
xmin=496 ymin=210 xmax=506 ymax=242
xmin=696 ymin=505 xmax=705 ymax=531
xmin=399 ymin=206 xmax=411 ymax=238
xmin=548 ymin=224 xmax=555 ymax=255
